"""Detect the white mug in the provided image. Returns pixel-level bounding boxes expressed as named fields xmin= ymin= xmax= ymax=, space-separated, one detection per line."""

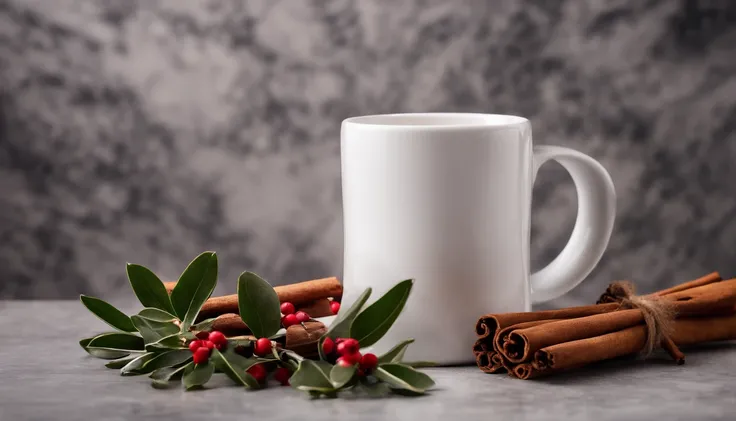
xmin=339 ymin=113 xmax=616 ymax=365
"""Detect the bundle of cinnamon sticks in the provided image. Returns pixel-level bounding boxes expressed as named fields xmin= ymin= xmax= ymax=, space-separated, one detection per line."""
xmin=165 ymin=276 xmax=342 ymax=352
xmin=473 ymin=273 xmax=736 ymax=379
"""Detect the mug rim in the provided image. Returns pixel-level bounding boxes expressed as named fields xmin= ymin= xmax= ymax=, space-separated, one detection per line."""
xmin=342 ymin=112 xmax=529 ymax=130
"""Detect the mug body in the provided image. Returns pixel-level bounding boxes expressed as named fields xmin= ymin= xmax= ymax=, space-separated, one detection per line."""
xmin=340 ymin=113 xmax=533 ymax=365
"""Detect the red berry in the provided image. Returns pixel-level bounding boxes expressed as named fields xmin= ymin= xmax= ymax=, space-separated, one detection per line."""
xmin=193 ymin=347 xmax=210 ymax=364
xmin=188 ymin=340 xmax=202 ymax=353
xmin=336 ymin=357 xmax=354 ymax=367
xmin=209 ymin=331 xmax=227 ymax=350
xmin=203 ymin=340 xmax=215 ymax=350
xmin=274 ymin=367 xmax=291 ymax=386
xmin=335 ymin=337 xmax=345 ymax=344
xmin=195 ymin=331 xmax=210 ymax=340
xmin=359 ymin=353 xmax=378 ymax=371
xmin=247 ymin=364 xmax=267 ymax=383
xmin=295 ymin=311 xmax=310 ymax=323
xmin=321 ymin=337 xmax=335 ymax=355
xmin=336 ymin=338 xmax=359 ymax=356
xmin=280 ymin=302 xmax=296 ymax=315
xmin=356 ymin=368 xmax=366 ymax=376
xmin=342 ymin=351 xmax=362 ymax=365
xmin=330 ymin=301 xmax=341 ymax=315
xmin=254 ymin=338 xmax=272 ymax=356
xmin=342 ymin=338 xmax=359 ymax=354
xmin=282 ymin=313 xmax=298 ymax=327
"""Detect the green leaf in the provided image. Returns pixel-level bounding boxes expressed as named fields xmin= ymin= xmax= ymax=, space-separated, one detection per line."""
xmin=79 ymin=336 xmax=133 ymax=359
xmin=278 ymin=349 xmax=302 ymax=371
xmin=145 ymin=334 xmax=185 ymax=352
xmin=318 ymin=287 xmax=372 ymax=359
xmin=80 ymin=295 xmax=136 ymax=332
xmin=378 ymin=339 xmax=415 ymax=364
xmin=289 ymin=360 xmax=335 ymax=393
xmin=141 ymin=349 xmax=192 ymax=373
xmin=150 ymin=364 xmax=188 ymax=381
xmin=170 ymin=252 xmax=218 ymax=329
xmin=237 ymin=271 xmax=282 ymax=339
xmin=180 ymin=331 xmax=196 ymax=341
xmin=120 ymin=352 xmax=158 ymax=376
xmin=313 ymin=360 xmax=334 ymax=376
xmin=183 ymin=361 xmax=215 ymax=390
xmin=222 ymin=346 xmax=263 ymax=371
xmin=87 ymin=332 xmax=144 ymax=351
xmin=126 ymin=263 xmax=175 ymax=314
xmin=105 ymin=355 xmax=138 ymax=369
xmin=350 ymin=280 xmax=413 ymax=347
xmin=190 ymin=318 xmax=217 ymax=332
xmin=150 ymin=363 xmax=189 ymax=389
xmin=138 ymin=308 xmax=178 ymax=322
xmin=210 ymin=349 xmax=260 ymax=389
xmin=329 ymin=364 xmax=356 ymax=388
xmin=131 ymin=315 xmax=180 ymax=344
xmin=373 ymin=363 xmax=435 ymax=394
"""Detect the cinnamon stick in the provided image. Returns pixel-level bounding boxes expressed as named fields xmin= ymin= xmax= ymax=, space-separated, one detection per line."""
xmin=651 ymin=272 xmax=722 ymax=297
xmin=198 ymin=277 xmax=342 ymax=319
xmin=475 ymin=272 xmax=729 ymax=377
xmin=207 ymin=300 xmax=335 ymax=338
xmin=475 ymin=303 xmax=619 ymax=341
xmin=164 ymin=281 xmax=176 ymax=294
xmin=476 ymin=351 xmax=503 ymax=373
xmin=495 ymin=319 xmax=567 ymax=363
xmin=476 ymin=273 xmax=723 ymax=343
xmin=493 ymin=352 xmax=511 ymax=373
xmin=519 ymin=313 xmax=736 ymax=379
xmin=296 ymin=298 xmax=334 ymax=319
xmin=498 ymin=285 xmax=736 ymax=364
xmin=472 ymin=339 xmax=489 ymax=357
xmin=211 ymin=313 xmax=250 ymax=336
xmin=596 ymin=272 xmax=722 ymax=303
xmin=284 ymin=321 xmax=328 ymax=359
xmin=473 ymin=340 xmax=505 ymax=373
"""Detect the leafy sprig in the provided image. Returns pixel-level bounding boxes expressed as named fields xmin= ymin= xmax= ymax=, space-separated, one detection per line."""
xmin=79 ymin=251 xmax=434 ymax=397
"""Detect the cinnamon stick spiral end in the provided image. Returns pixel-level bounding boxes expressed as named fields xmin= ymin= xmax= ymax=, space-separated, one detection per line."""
xmin=476 ymin=320 xmax=490 ymax=337
xmin=532 ymin=350 xmax=553 ymax=371
xmin=472 ymin=340 xmax=488 ymax=355
xmin=513 ymin=364 xmax=536 ymax=380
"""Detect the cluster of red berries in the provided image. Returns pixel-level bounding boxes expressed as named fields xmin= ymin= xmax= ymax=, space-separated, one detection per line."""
xmin=279 ymin=302 xmax=311 ymax=328
xmin=248 ymin=338 xmax=290 ymax=385
xmin=279 ymin=300 xmax=341 ymax=328
xmin=188 ymin=331 xmax=227 ymax=364
xmin=321 ymin=337 xmax=377 ymax=374
xmin=243 ymin=336 xmax=289 ymax=386
xmin=245 ymin=364 xmax=291 ymax=386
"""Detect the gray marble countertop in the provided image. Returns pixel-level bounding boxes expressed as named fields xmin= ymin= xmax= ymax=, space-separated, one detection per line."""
xmin=2 ymin=301 xmax=736 ymax=421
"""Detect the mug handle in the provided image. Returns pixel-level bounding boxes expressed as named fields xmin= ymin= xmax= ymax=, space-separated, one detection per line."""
xmin=530 ymin=146 xmax=616 ymax=304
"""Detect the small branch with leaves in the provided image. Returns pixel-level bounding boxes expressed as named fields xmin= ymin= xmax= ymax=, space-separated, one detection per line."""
xmin=79 ymin=251 xmax=435 ymax=397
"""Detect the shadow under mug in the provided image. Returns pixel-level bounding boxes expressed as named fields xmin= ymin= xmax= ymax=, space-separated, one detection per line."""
xmin=339 ymin=113 xmax=616 ymax=365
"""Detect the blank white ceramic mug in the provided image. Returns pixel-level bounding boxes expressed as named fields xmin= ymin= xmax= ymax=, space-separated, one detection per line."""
xmin=340 ymin=113 xmax=616 ymax=365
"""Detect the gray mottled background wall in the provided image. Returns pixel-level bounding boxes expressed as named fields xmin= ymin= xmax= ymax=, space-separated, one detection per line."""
xmin=1 ymin=0 xmax=735 ymax=308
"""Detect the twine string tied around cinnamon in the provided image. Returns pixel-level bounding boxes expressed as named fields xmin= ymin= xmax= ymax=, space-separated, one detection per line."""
xmin=600 ymin=281 xmax=675 ymax=357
